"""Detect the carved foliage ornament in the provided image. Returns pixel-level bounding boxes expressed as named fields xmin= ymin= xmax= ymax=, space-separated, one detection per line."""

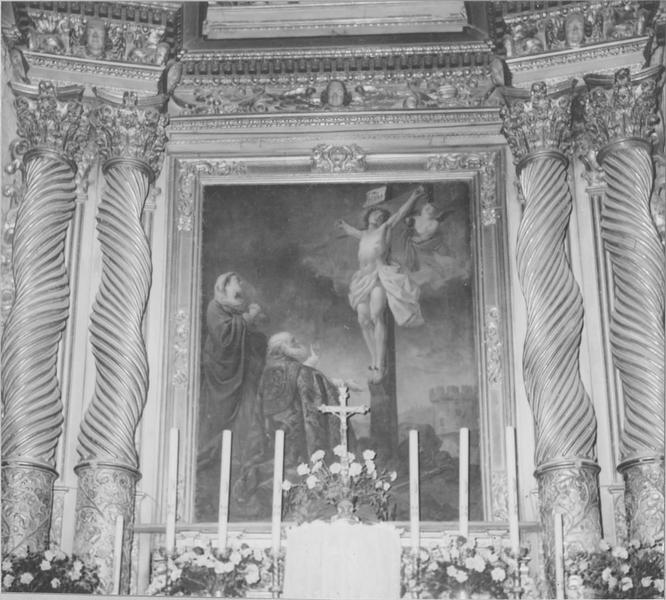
xmin=310 ymin=144 xmax=366 ymax=173
xmin=582 ymin=66 xmax=662 ymax=150
xmin=501 ymin=81 xmax=575 ymax=163
xmin=176 ymin=159 xmax=248 ymax=232
xmin=11 ymin=81 xmax=89 ymax=164
xmin=90 ymin=92 xmax=168 ymax=177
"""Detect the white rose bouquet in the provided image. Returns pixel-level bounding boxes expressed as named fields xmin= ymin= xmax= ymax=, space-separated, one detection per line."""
xmin=282 ymin=446 xmax=397 ymax=523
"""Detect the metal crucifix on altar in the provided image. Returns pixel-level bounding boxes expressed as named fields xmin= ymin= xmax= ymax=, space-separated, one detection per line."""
xmin=318 ymin=385 xmax=369 ymax=483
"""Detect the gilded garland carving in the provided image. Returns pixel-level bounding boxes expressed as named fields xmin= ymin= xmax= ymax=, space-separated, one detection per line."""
xmin=1 ymin=462 xmax=57 ymax=555
xmin=501 ymin=83 xmax=597 ymax=466
xmin=176 ymin=159 xmax=248 ymax=232
xmin=425 ymin=151 xmax=500 ymax=226
xmin=310 ymin=144 xmax=366 ymax=173
xmin=619 ymin=459 xmax=664 ymax=545
xmin=172 ymin=308 xmax=190 ymax=387
xmin=491 ymin=470 xmax=509 ymax=521
xmin=537 ymin=462 xmax=602 ymax=596
xmin=73 ymin=464 xmax=138 ymax=594
xmin=484 ymin=306 xmax=503 ymax=385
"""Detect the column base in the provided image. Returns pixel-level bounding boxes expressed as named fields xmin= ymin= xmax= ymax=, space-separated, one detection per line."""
xmin=536 ymin=459 xmax=602 ymax=597
xmin=1 ymin=460 xmax=57 ymax=555
xmin=618 ymin=455 xmax=664 ymax=546
xmin=73 ymin=462 xmax=140 ymax=594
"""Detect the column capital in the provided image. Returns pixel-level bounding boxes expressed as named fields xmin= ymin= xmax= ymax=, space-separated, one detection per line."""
xmin=10 ymin=81 xmax=89 ymax=169
xmin=500 ymin=80 xmax=576 ymax=166
xmin=90 ymin=89 xmax=168 ymax=182
xmin=582 ymin=66 xmax=663 ymax=153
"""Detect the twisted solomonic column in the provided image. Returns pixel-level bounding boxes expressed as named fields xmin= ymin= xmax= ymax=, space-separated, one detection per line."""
xmin=1 ymin=82 xmax=88 ymax=554
xmin=73 ymin=91 xmax=168 ymax=593
xmin=501 ymin=82 xmax=602 ymax=594
xmin=583 ymin=67 xmax=665 ymax=545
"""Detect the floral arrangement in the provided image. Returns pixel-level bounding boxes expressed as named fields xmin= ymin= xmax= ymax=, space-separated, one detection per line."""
xmin=1 ymin=548 xmax=100 ymax=593
xmin=565 ymin=539 xmax=664 ymax=599
xmin=404 ymin=536 xmax=524 ymax=599
xmin=281 ymin=446 xmax=396 ymax=523
xmin=147 ymin=544 xmax=277 ymax=597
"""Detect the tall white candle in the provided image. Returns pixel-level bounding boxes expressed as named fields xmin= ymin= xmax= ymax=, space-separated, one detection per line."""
xmin=112 ymin=514 xmax=124 ymax=595
xmin=459 ymin=427 xmax=469 ymax=539
xmin=505 ymin=426 xmax=520 ymax=555
xmin=218 ymin=429 xmax=232 ymax=550
xmin=554 ymin=512 xmax=565 ymax=600
xmin=271 ymin=430 xmax=285 ymax=557
xmin=165 ymin=428 xmax=179 ymax=556
xmin=409 ymin=429 xmax=420 ymax=553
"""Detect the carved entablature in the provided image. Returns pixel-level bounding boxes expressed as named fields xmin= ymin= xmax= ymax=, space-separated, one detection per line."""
xmin=172 ymin=42 xmax=504 ymax=113
xmin=582 ymin=66 xmax=663 ymax=152
xmin=500 ymin=81 xmax=576 ymax=164
xmin=10 ymin=81 xmax=90 ymax=166
xmin=90 ymin=90 xmax=168 ymax=178
xmin=13 ymin=1 xmax=182 ymax=65
xmin=494 ymin=0 xmax=657 ymax=59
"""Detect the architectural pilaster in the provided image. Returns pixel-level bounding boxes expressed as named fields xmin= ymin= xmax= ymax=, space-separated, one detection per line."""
xmin=1 ymin=81 xmax=88 ymax=555
xmin=583 ymin=66 xmax=665 ymax=546
xmin=73 ymin=90 xmax=167 ymax=593
xmin=501 ymin=82 xmax=602 ymax=594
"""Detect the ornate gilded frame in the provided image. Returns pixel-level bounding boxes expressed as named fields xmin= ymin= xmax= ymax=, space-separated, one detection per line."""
xmin=159 ymin=110 xmax=515 ymax=526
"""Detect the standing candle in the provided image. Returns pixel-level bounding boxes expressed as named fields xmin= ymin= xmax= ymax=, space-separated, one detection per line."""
xmin=505 ymin=426 xmax=520 ymax=555
xmin=112 ymin=514 xmax=124 ymax=595
xmin=409 ymin=429 xmax=420 ymax=553
xmin=217 ymin=429 xmax=232 ymax=549
xmin=554 ymin=512 xmax=565 ymax=600
xmin=271 ymin=430 xmax=285 ymax=557
xmin=165 ymin=428 xmax=179 ymax=556
xmin=459 ymin=427 xmax=469 ymax=539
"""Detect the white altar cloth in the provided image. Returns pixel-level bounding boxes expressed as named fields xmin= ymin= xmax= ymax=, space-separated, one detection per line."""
xmin=282 ymin=520 xmax=402 ymax=599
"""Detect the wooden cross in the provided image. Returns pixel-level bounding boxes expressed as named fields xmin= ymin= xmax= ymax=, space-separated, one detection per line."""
xmin=319 ymin=385 xmax=369 ymax=466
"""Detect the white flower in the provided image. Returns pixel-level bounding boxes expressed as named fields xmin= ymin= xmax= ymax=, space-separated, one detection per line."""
xmin=2 ymin=559 xmax=12 ymax=572
xmin=362 ymin=449 xmax=376 ymax=461
xmin=598 ymin=539 xmax=610 ymax=551
xmin=641 ymin=576 xmax=653 ymax=587
xmin=389 ymin=471 xmax=397 ymax=481
xmin=244 ymin=563 xmax=260 ymax=585
xmin=471 ymin=555 xmax=486 ymax=572
xmin=621 ymin=577 xmax=633 ymax=591
xmin=329 ymin=462 xmax=342 ymax=474
xmin=69 ymin=568 xmax=81 ymax=581
xmin=230 ymin=551 xmax=242 ymax=565
xmin=333 ymin=444 xmax=345 ymax=457
xmin=446 ymin=565 xmax=457 ymax=577
xmin=253 ymin=548 xmax=265 ymax=561
xmin=607 ymin=576 xmax=617 ymax=590
xmin=612 ymin=546 xmax=628 ymax=559
xmin=72 ymin=560 xmax=83 ymax=572
xmin=629 ymin=538 xmax=641 ymax=549
xmin=382 ymin=481 xmax=390 ymax=491
xmin=40 ymin=560 xmax=52 ymax=571
xmin=281 ymin=480 xmax=292 ymax=491
xmin=488 ymin=552 xmax=499 ymax=564
xmin=306 ymin=475 xmax=318 ymax=489
xmin=374 ymin=480 xmax=383 ymax=489
xmin=44 ymin=550 xmax=55 ymax=562
xmin=297 ymin=463 xmax=310 ymax=476
xmin=49 ymin=577 xmax=60 ymax=589
xmin=3 ymin=574 xmax=15 ymax=588
xmin=311 ymin=450 xmax=325 ymax=462
xmin=577 ymin=560 xmax=588 ymax=571
xmin=214 ymin=560 xmax=233 ymax=574
xmin=601 ymin=567 xmax=612 ymax=582
xmin=54 ymin=549 xmax=66 ymax=561
xmin=349 ymin=462 xmax=362 ymax=477
xmin=347 ymin=452 xmax=356 ymax=462
xmin=311 ymin=461 xmax=322 ymax=472
xmin=619 ymin=562 xmax=630 ymax=574
xmin=491 ymin=567 xmax=506 ymax=582
xmin=365 ymin=460 xmax=376 ymax=475
xmin=19 ymin=572 xmax=34 ymax=585
xmin=655 ymin=579 xmax=664 ymax=592
xmin=454 ymin=570 xmax=469 ymax=583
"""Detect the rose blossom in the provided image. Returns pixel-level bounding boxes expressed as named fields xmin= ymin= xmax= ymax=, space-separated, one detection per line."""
xmin=281 ymin=480 xmax=292 ymax=491
xmin=491 ymin=567 xmax=506 ymax=582
xmin=296 ymin=463 xmax=310 ymax=476
xmin=311 ymin=450 xmax=325 ymax=462
xmin=329 ymin=462 xmax=342 ymax=474
xmin=362 ymin=449 xmax=376 ymax=461
xmin=3 ymin=574 xmax=15 ymax=588
xmin=306 ymin=475 xmax=318 ymax=489
xmin=19 ymin=573 xmax=34 ymax=585
xmin=349 ymin=462 xmax=362 ymax=477
xmin=40 ymin=560 xmax=52 ymax=571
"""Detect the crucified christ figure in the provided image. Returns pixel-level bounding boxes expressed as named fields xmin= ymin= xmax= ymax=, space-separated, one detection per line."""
xmin=336 ymin=185 xmax=425 ymax=383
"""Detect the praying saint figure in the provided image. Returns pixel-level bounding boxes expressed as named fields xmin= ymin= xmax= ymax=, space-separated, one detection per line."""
xmin=336 ymin=186 xmax=425 ymax=382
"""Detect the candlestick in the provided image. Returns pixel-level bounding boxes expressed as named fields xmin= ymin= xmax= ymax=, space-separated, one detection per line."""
xmin=554 ymin=512 xmax=565 ymax=600
xmin=505 ymin=426 xmax=520 ymax=555
xmin=112 ymin=514 xmax=124 ymax=595
xmin=271 ymin=430 xmax=285 ymax=557
xmin=165 ymin=428 xmax=179 ymax=556
xmin=459 ymin=427 xmax=469 ymax=539
xmin=218 ymin=429 xmax=232 ymax=550
xmin=409 ymin=429 xmax=420 ymax=554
